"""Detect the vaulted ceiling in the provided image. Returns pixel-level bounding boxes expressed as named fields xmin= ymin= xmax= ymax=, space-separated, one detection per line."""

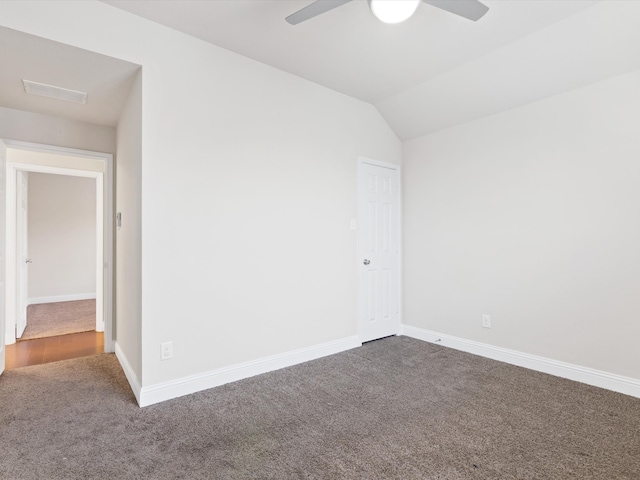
xmin=102 ymin=0 xmax=640 ymax=140
xmin=2 ymin=2 xmax=639 ymax=139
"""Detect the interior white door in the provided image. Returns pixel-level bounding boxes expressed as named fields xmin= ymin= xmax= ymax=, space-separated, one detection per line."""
xmin=16 ymin=170 xmax=28 ymax=338
xmin=357 ymin=159 xmax=400 ymax=343
xmin=0 ymin=140 xmax=7 ymax=375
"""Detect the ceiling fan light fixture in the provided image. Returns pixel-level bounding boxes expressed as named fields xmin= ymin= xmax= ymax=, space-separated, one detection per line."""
xmin=368 ymin=0 xmax=420 ymax=24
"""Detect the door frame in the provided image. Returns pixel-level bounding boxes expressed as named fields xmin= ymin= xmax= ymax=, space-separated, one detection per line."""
xmin=356 ymin=156 xmax=402 ymax=342
xmin=3 ymin=140 xmax=114 ymax=353
xmin=15 ymin=170 xmax=29 ymax=338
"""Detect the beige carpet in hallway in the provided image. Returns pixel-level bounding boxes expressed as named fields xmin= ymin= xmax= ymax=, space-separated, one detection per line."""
xmin=20 ymin=299 xmax=96 ymax=340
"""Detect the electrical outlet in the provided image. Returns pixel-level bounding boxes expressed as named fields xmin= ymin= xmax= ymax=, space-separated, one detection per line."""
xmin=161 ymin=341 xmax=173 ymax=360
xmin=482 ymin=315 xmax=491 ymax=329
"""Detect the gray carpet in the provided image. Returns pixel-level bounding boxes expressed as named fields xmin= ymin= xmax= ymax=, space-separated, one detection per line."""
xmin=21 ymin=300 xmax=96 ymax=340
xmin=0 ymin=336 xmax=638 ymax=479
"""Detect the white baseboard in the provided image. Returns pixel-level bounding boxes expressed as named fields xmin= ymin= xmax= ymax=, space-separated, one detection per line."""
xmin=114 ymin=342 xmax=142 ymax=406
xmin=401 ymin=324 xmax=640 ymax=399
xmin=28 ymin=293 xmax=96 ymax=305
xmin=139 ymin=335 xmax=362 ymax=407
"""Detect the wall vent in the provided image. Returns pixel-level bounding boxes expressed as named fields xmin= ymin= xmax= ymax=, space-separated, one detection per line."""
xmin=23 ymin=79 xmax=87 ymax=104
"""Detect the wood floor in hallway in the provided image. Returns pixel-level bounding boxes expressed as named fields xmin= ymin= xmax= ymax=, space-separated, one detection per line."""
xmin=5 ymin=331 xmax=104 ymax=369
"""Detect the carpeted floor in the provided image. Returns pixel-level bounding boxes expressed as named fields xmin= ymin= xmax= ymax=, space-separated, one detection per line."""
xmin=0 ymin=336 xmax=638 ymax=479
xmin=21 ymin=300 xmax=96 ymax=340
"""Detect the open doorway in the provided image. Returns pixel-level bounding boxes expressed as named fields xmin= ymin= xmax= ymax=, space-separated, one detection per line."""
xmin=3 ymin=142 xmax=113 ymax=370
xmin=10 ymin=171 xmax=101 ymax=367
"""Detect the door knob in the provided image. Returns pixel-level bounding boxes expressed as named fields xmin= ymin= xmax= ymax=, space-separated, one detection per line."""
xmin=25 ymin=259 xmax=32 ymax=264
xmin=363 ymin=259 xmax=370 ymax=265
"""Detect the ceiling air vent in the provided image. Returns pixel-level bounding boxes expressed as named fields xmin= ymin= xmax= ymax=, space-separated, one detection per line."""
xmin=23 ymin=79 xmax=87 ymax=104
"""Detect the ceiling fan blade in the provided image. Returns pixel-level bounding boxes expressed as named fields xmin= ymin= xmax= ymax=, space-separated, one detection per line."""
xmin=422 ymin=0 xmax=489 ymax=21
xmin=286 ymin=0 xmax=354 ymax=25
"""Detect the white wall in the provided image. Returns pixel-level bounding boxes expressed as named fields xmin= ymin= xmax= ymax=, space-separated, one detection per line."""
xmin=0 ymin=2 xmax=402 ymax=395
xmin=0 ymin=107 xmax=115 ymax=154
xmin=140 ymin=45 xmax=400 ymax=388
xmin=115 ymin=69 xmax=142 ymax=382
xmin=137 ymin=18 xmax=401 ymax=388
xmin=403 ymin=69 xmax=640 ymax=381
xmin=28 ymin=173 xmax=96 ymax=301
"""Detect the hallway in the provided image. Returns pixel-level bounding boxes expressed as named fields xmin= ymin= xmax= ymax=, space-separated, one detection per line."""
xmin=5 ymin=331 xmax=103 ymax=369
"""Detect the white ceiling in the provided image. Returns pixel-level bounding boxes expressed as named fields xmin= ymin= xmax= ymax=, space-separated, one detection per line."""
xmin=100 ymin=0 xmax=640 ymax=139
xmin=104 ymin=0 xmax=603 ymax=104
xmin=0 ymin=26 xmax=140 ymax=127
xmin=3 ymin=1 xmax=638 ymax=139
xmin=379 ymin=0 xmax=640 ymax=139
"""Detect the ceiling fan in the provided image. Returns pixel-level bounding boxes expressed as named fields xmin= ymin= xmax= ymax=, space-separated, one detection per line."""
xmin=286 ymin=0 xmax=489 ymax=25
